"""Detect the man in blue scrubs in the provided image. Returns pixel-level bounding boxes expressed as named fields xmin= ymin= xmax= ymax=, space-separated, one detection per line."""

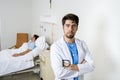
xmin=51 ymin=13 xmax=95 ymax=80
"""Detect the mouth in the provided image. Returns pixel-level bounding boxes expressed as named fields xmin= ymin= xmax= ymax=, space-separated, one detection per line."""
xmin=66 ymin=32 xmax=74 ymax=38
xmin=68 ymin=32 xmax=74 ymax=35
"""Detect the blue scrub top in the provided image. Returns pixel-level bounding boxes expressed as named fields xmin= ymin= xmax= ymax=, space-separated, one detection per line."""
xmin=66 ymin=42 xmax=78 ymax=80
xmin=28 ymin=41 xmax=36 ymax=50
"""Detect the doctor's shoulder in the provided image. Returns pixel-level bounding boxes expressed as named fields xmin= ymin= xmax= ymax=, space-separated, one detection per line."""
xmin=51 ymin=39 xmax=62 ymax=50
xmin=75 ymin=38 xmax=90 ymax=53
xmin=75 ymin=38 xmax=87 ymax=46
xmin=75 ymin=38 xmax=84 ymax=43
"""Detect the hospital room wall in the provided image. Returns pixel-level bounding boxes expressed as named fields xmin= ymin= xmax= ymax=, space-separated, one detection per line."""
xmin=0 ymin=0 xmax=32 ymax=50
xmin=31 ymin=0 xmax=120 ymax=80
xmin=0 ymin=16 xmax=1 ymax=50
xmin=31 ymin=0 xmax=53 ymax=44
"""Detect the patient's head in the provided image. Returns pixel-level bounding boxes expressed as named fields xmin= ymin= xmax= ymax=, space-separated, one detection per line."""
xmin=31 ymin=34 xmax=39 ymax=42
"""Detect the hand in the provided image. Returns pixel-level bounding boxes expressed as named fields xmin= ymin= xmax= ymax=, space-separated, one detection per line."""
xmin=70 ymin=64 xmax=79 ymax=71
xmin=12 ymin=53 xmax=20 ymax=57
xmin=63 ymin=63 xmax=79 ymax=71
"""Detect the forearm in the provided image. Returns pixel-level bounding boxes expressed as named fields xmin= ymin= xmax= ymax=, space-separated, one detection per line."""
xmin=77 ymin=61 xmax=95 ymax=75
xmin=70 ymin=64 xmax=79 ymax=71
xmin=12 ymin=49 xmax=31 ymax=57
xmin=70 ymin=59 xmax=87 ymax=71
xmin=19 ymin=49 xmax=31 ymax=55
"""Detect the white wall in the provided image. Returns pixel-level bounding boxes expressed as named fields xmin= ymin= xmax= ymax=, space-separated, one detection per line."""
xmin=0 ymin=0 xmax=120 ymax=80
xmin=0 ymin=0 xmax=32 ymax=49
xmin=31 ymin=0 xmax=53 ymax=44
xmin=32 ymin=0 xmax=120 ymax=80
xmin=0 ymin=16 xmax=1 ymax=50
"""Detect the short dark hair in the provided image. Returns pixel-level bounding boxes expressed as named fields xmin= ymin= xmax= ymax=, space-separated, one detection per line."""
xmin=62 ymin=13 xmax=79 ymax=26
xmin=33 ymin=34 xmax=39 ymax=40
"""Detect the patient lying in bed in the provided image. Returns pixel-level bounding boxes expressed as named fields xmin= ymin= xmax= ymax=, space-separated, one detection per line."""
xmin=0 ymin=34 xmax=48 ymax=76
xmin=12 ymin=34 xmax=39 ymax=57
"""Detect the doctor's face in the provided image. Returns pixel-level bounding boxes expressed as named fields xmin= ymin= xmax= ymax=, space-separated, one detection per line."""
xmin=63 ymin=20 xmax=78 ymax=39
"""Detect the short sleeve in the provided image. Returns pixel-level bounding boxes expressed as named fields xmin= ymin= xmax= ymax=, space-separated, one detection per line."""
xmin=28 ymin=41 xmax=36 ymax=50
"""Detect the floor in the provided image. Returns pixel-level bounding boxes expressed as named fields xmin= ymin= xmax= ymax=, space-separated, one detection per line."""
xmin=0 ymin=72 xmax=40 ymax=80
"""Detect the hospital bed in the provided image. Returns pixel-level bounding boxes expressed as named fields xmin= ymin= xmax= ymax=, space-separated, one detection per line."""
xmin=0 ymin=35 xmax=49 ymax=80
xmin=9 ymin=33 xmax=29 ymax=49
xmin=0 ymin=55 xmax=40 ymax=77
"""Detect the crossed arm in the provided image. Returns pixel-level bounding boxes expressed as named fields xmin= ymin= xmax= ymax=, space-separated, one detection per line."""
xmin=64 ymin=59 xmax=87 ymax=71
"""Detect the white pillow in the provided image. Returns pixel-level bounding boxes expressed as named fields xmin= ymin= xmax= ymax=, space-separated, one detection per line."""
xmin=31 ymin=36 xmax=49 ymax=57
xmin=35 ymin=36 xmax=49 ymax=50
xmin=35 ymin=36 xmax=45 ymax=48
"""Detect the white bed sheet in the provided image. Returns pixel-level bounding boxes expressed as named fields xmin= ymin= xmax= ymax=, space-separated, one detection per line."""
xmin=0 ymin=36 xmax=49 ymax=76
xmin=0 ymin=43 xmax=34 ymax=76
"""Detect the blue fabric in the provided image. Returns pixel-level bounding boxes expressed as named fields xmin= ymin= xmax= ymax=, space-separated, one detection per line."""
xmin=28 ymin=41 xmax=36 ymax=50
xmin=66 ymin=42 xmax=78 ymax=80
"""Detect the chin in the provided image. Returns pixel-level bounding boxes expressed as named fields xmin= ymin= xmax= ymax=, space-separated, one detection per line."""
xmin=65 ymin=34 xmax=74 ymax=39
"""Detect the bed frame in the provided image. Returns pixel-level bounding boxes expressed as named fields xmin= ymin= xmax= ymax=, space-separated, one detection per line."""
xmin=0 ymin=56 xmax=41 ymax=80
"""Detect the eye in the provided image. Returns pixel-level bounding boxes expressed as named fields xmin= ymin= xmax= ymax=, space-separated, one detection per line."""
xmin=72 ymin=24 xmax=77 ymax=27
xmin=65 ymin=24 xmax=70 ymax=27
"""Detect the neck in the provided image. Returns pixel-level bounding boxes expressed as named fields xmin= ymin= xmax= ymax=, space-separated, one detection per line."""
xmin=64 ymin=36 xmax=75 ymax=43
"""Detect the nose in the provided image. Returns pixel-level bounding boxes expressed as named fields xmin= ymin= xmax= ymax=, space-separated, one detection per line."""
xmin=69 ymin=26 xmax=74 ymax=31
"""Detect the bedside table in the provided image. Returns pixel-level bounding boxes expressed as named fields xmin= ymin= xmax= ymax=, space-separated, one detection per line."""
xmin=39 ymin=50 xmax=55 ymax=80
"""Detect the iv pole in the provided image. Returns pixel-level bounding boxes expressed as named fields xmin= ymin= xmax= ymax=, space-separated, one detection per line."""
xmin=50 ymin=0 xmax=52 ymax=9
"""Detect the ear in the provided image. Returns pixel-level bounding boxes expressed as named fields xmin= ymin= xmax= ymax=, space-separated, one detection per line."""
xmin=75 ymin=26 xmax=78 ymax=31
xmin=77 ymin=26 xmax=78 ymax=30
xmin=62 ymin=26 xmax=64 ymax=30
